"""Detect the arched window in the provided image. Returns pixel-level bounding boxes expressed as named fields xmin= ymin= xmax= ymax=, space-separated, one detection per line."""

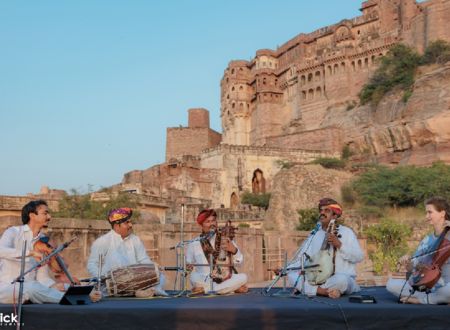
xmin=351 ymin=61 xmax=355 ymax=71
xmin=231 ymin=86 xmax=235 ymax=91
xmin=308 ymin=89 xmax=314 ymax=100
xmin=308 ymin=73 xmax=313 ymax=82
xmin=251 ymin=169 xmax=266 ymax=194
xmin=301 ymin=75 xmax=306 ymax=85
xmin=231 ymin=69 xmax=235 ymax=74
xmin=341 ymin=62 xmax=345 ymax=71
xmin=316 ymin=87 xmax=322 ymax=98
xmin=328 ymin=66 xmax=332 ymax=75
xmin=365 ymin=58 xmax=369 ymax=67
xmin=357 ymin=59 xmax=362 ymax=69
xmin=315 ymin=71 xmax=321 ymax=81
xmin=302 ymin=91 xmax=307 ymax=100
xmin=334 ymin=63 xmax=339 ymax=74
xmin=239 ymin=85 xmax=243 ymax=91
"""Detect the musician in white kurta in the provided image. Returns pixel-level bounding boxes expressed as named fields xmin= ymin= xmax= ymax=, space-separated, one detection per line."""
xmin=387 ymin=196 xmax=450 ymax=304
xmin=186 ymin=209 xmax=248 ymax=294
xmin=87 ymin=207 xmax=166 ymax=296
xmin=1 ymin=200 xmax=101 ymax=304
xmin=287 ymin=198 xmax=363 ymax=298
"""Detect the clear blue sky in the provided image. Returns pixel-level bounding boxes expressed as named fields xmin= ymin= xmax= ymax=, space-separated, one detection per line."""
xmin=0 ymin=0 xmax=363 ymax=196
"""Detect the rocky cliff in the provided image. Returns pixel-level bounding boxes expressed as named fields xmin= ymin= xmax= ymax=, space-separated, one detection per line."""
xmin=326 ymin=62 xmax=450 ymax=165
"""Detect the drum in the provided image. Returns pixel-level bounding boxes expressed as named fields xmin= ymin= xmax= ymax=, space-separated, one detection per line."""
xmin=105 ymin=263 xmax=160 ymax=297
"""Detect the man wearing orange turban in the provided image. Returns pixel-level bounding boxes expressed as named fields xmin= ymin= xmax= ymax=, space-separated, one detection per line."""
xmin=185 ymin=209 xmax=248 ymax=295
xmin=287 ymin=198 xmax=363 ymax=299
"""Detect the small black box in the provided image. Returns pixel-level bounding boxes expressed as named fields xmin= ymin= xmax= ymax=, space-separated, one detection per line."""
xmin=349 ymin=295 xmax=377 ymax=303
xmin=59 ymin=285 xmax=94 ymax=305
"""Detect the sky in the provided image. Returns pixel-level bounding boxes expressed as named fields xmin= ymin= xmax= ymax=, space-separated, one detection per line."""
xmin=0 ymin=0 xmax=364 ymax=196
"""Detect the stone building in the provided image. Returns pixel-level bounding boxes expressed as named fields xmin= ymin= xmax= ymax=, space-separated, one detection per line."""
xmin=221 ymin=0 xmax=450 ymax=151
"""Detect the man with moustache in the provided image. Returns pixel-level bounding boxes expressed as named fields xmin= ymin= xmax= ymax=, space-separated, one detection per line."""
xmin=287 ymin=198 xmax=363 ymax=298
xmin=0 ymin=200 xmax=101 ymax=304
xmin=186 ymin=209 xmax=248 ymax=295
xmin=87 ymin=207 xmax=168 ymax=297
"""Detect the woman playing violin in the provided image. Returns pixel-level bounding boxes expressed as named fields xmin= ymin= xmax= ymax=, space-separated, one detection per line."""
xmin=387 ymin=196 xmax=450 ymax=304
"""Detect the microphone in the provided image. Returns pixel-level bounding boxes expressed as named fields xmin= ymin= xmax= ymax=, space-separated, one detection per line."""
xmin=304 ymin=253 xmax=312 ymax=262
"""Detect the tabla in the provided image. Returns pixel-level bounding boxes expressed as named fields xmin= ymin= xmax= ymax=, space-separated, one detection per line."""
xmin=105 ymin=263 xmax=160 ymax=297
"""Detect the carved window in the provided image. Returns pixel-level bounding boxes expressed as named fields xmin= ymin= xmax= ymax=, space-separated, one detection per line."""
xmin=231 ymin=69 xmax=235 ymax=74
xmin=341 ymin=62 xmax=345 ymax=71
xmin=308 ymin=89 xmax=314 ymax=100
xmin=316 ymin=87 xmax=322 ymax=98
xmin=358 ymin=59 xmax=362 ymax=69
xmin=334 ymin=63 xmax=339 ymax=74
xmin=365 ymin=58 xmax=369 ymax=67
xmin=239 ymin=85 xmax=243 ymax=91
xmin=352 ymin=61 xmax=355 ymax=71
xmin=327 ymin=66 xmax=332 ymax=75
xmin=315 ymin=71 xmax=321 ymax=81
xmin=232 ymin=86 xmax=235 ymax=91
xmin=302 ymin=91 xmax=307 ymax=100
xmin=301 ymin=75 xmax=306 ymax=85
xmin=308 ymin=73 xmax=313 ymax=82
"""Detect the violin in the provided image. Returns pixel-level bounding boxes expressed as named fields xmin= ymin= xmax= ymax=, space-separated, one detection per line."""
xmin=408 ymin=224 xmax=450 ymax=292
xmin=33 ymin=235 xmax=80 ymax=286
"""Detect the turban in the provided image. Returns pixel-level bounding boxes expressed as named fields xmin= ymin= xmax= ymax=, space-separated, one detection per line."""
xmin=196 ymin=209 xmax=217 ymax=225
xmin=318 ymin=198 xmax=343 ymax=217
xmin=108 ymin=207 xmax=133 ymax=224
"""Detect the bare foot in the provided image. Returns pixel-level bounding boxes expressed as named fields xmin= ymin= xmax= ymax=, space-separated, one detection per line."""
xmin=234 ymin=285 xmax=249 ymax=294
xmin=190 ymin=287 xmax=205 ymax=295
xmin=135 ymin=287 xmax=155 ymax=298
xmin=400 ymin=296 xmax=420 ymax=304
xmin=328 ymin=289 xmax=341 ymax=299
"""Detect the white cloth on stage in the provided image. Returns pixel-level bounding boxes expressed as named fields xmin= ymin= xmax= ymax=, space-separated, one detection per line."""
xmin=387 ymin=233 xmax=450 ymax=304
xmin=0 ymin=225 xmax=63 ymax=304
xmin=185 ymin=234 xmax=247 ymax=294
xmin=87 ymin=229 xmax=166 ymax=295
xmin=287 ymin=223 xmax=363 ymax=296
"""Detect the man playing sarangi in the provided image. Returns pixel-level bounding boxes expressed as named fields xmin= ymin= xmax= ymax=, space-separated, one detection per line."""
xmin=186 ymin=209 xmax=248 ymax=295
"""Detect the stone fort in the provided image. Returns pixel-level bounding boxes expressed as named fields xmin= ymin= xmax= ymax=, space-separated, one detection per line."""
xmin=162 ymin=0 xmax=450 ymax=210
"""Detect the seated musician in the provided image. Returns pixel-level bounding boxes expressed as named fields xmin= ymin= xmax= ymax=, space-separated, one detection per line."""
xmin=0 ymin=200 xmax=101 ymax=304
xmin=387 ymin=196 xmax=450 ymax=304
xmin=287 ymin=198 xmax=363 ymax=298
xmin=87 ymin=207 xmax=168 ymax=297
xmin=186 ymin=209 xmax=248 ymax=295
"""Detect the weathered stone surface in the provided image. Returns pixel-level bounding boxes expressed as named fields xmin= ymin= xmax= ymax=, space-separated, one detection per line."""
xmin=265 ymin=165 xmax=353 ymax=232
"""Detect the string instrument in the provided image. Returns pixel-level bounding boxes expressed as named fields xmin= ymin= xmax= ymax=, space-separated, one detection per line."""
xmin=305 ymin=219 xmax=340 ymax=285
xmin=408 ymin=223 xmax=450 ymax=292
xmin=200 ymin=220 xmax=238 ymax=283
xmin=33 ymin=235 xmax=79 ymax=285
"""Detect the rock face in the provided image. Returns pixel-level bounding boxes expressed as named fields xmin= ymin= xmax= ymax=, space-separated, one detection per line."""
xmin=337 ymin=63 xmax=450 ymax=165
xmin=265 ymin=165 xmax=353 ymax=231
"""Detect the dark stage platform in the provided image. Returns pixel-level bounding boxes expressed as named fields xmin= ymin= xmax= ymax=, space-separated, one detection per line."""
xmin=0 ymin=287 xmax=448 ymax=330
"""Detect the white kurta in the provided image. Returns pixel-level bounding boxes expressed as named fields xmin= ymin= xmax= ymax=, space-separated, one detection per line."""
xmin=287 ymin=223 xmax=363 ymax=296
xmin=87 ymin=230 xmax=166 ymax=294
xmin=0 ymin=225 xmax=63 ymax=304
xmin=185 ymin=234 xmax=247 ymax=294
xmin=387 ymin=233 xmax=450 ymax=304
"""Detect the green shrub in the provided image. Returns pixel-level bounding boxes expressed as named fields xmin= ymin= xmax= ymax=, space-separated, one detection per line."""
xmin=421 ymin=40 xmax=450 ymax=65
xmin=296 ymin=208 xmax=319 ymax=231
xmin=365 ymin=218 xmax=412 ymax=274
xmin=240 ymin=191 xmax=271 ymax=209
xmin=311 ymin=157 xmax=346 ymax=169
xmin=341 ymin=183 xmax=356 ymax=205
xmin=341 ymin=145 xmax=354 ymax=160
xmin=238 ymin=223 xmax=250 ymax=228
xmin=54 ymin=190 xmax=139 ymax=220
xmin=275 ymin=159 xmax=294 ymax=169
xmin=348 ymin=162 xmax=450 ymax=208
xmin=359 ymin=44 xmax=421 ymax=105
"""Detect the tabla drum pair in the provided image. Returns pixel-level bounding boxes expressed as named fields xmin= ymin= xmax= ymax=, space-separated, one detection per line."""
xmin=105 ymin=263 xmax=159 ymax=297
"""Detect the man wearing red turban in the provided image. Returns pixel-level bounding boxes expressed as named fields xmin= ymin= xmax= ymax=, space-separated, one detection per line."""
xmin=287 ymin=198 xmax=363 ymax=299
xmin=185 ymin=209 xmax=248 ymax=295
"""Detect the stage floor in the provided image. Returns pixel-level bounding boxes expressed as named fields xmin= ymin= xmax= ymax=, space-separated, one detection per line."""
xmin=0 ymin=287 xmax=448 ymax=330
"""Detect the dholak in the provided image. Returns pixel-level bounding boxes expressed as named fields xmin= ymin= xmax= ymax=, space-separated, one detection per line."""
xmin=105 ymin=264 xmax=159 ymax=297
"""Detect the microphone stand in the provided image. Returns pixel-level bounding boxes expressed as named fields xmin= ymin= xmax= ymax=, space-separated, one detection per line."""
xmin=15 ymin=241 xmax=27 ymax=330
xmin=272 ymin=251 xmax=291 ymax=297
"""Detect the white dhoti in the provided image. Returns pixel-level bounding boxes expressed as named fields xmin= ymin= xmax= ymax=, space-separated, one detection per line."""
xmin=190 ymin=272 xmax=247 ymax=294
xmin=0 ymin=282 xmax=64 ymax=304
xmin=287 ymin=272 xmax=360 ymax=296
